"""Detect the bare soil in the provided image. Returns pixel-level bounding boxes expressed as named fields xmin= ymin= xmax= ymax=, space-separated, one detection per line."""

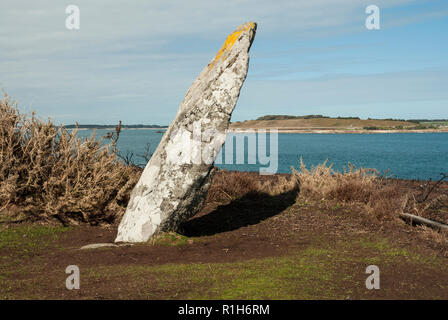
xmin=0 ymin=173 xmax=447 ymax=300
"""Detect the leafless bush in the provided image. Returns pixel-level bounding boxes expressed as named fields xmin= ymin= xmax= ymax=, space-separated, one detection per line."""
xmin=0 ymin=94 xmax=141 ymax=225
xmin=404 ymin=174 xmax=448 ymax=224
xmin=137 ymin=143 xmax=153 ymax=164
xmin=104 ymin=124 xmax=152 ymax=168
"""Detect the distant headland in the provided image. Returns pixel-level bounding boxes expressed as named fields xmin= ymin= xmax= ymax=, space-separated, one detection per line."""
xmin=64 ymin=124 xmax=168 ymax=130
xmin=229 ymin=115 xmax=448 ymax=133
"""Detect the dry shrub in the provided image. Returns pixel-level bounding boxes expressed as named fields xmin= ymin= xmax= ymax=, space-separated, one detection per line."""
xmin=417 ymin=226 xmax=448 ymax=256
xmin=259 ymin=175 xmax=299 ymax=196
xmin=292 ymin=158 xmax=406 ymax=220
xmin=292 ymin=159 xmax=379 ymax=201
xmin=366 ymin=185 xmax=408 ymax=220
xmin=403 ymin=193 xmax=448 ymax=225
xmin=206 ymin=169 xmax=298 ymax=204
xmin=0 ymin=94 xmax=140 ymax=224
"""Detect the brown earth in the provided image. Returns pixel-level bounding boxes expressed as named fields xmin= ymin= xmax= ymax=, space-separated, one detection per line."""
xmin=0 ymin=172 xmax=447 ymax=300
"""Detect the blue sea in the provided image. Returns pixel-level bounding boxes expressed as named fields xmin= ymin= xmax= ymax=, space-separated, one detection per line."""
xmin=76 ymin=129 xmax=448 ymax=181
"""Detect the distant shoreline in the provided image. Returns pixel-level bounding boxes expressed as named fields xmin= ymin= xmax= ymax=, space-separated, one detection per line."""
xmin=229 ymin=116 xmax=448 ymax=134
xmin=68 ymin=127 xmax=448 ymax=134
xmin=67 ymin=127 xmax=167 ymax=131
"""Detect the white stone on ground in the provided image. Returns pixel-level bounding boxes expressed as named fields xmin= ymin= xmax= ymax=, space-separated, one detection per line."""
xmin=80 ymin=243 xmax=119 ymax=250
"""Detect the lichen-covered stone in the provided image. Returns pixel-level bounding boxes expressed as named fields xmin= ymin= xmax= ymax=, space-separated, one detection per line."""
xmin=115 ymin=22 xmax=257 ymax=243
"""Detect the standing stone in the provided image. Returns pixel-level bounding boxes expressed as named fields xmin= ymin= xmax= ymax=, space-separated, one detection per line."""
xmin=115 ymin=22 xmax=257 ymax=243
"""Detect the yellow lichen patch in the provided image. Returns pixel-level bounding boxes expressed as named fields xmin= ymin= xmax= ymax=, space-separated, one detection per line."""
xmin=209 ymin=22 xmax=255 ymax=68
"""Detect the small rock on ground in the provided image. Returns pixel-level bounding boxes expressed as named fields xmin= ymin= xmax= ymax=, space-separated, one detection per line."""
xmin=80 ymin=243 xmax=119 ymax=250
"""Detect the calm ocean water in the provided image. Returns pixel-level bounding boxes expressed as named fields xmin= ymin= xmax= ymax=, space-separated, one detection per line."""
xmin=76 ymin=129 xmax=448 ymax=181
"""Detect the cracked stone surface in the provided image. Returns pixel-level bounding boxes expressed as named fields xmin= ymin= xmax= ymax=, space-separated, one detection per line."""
xmin=115 ymin=22 xmax=257 ymax=243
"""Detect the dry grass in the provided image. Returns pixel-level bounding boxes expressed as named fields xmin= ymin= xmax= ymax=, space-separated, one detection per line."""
xmin=0 ymin=94 xmax=140 ymax=225
xmin=291 ymin=159 xmax=407 ymax=220
xmin=417 ymin=226 xmax=448 ymax=249
xmin=292 ymin=159 xmax=448 ymax=229
xmin=206 ymin=169 xmax=298 ymax=204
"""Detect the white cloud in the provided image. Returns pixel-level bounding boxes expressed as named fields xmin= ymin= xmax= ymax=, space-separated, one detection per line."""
xmin=233 ymin=69 xmax=448 ymax=120
xmin=0 ymin=0 xmax=445 ymax=123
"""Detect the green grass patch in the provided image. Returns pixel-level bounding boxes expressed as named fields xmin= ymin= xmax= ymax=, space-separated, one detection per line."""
xmin=0 ymin=227 xmax=445 ymax=299
xmin=358 ymin=238 xmax=409 ymax=257
xmin=85 ymin=247 xmax=341 ymax=299
xmin=356 ymin=237 xmax=443 ymax=266
xmin=0 ymin=225 xmax=69 ymax=254
xmin=79 ymin=236 xmax=446 ymax=300
xmin=149 ymin=232 xmax=194 ymax=246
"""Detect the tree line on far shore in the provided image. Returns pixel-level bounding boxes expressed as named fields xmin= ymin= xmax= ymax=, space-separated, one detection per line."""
xmin=254 ymin=115 xmax=448 ymax=123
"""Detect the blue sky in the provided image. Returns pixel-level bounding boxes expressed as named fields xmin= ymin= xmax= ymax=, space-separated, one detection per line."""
xmin=1 ymin=0 xmax=447 ymax=125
